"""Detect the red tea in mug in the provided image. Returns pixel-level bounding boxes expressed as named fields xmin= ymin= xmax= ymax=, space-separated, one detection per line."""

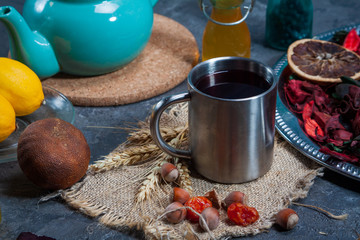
xmin=195 ymin=69 xmax=271 ymax=99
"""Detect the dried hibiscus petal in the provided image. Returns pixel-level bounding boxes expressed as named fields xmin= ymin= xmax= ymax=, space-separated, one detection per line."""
xmin=335 ymin=85 xmax=360 ymax=119
xmin=285 ymin=80 xmax=312 ymax=104
xmin=320 ymin=146 xmax=359 ymax=163
xmin=284 ymin=80 xmax=312 ymax=112
xmin=326 ymin=128 xmax=353 ymax=147
xmin=337 ymin=100 xmax=351 ymax=116
xmin=327 ymin=138 xmax=345 ymax=147
xmin=302 ymin=100 xmax=314 ymax=120
xmin=314 ymin=89 xmax=332 ymax=113
xmin=321 ymin=114 xmax=351 ymax=146
xmin=284 ymin=79 xmax=333 ymax=114
xmin=304 ymin=118 xmax=325 ymax=141
xmin=302 ymin=80 xmax=323 ymax=93
xmin=348 ymin=85 xmax=360 ymax=109
xmin=349 ymin=140 xmax=360 ymax=157
xmin=343 ymin=28 xmax=360 ymax=52
xmin=313 ymin=111 xmax=331 ymax=129
xmin=332 ymin=129 xmax=353 ymax=142
xmin=352 ymin=110 xmax=360 ymax=136
xmin=324 ymin=114 xmax=346 ymax=134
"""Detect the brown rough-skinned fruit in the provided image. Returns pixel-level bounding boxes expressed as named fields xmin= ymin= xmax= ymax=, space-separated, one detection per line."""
xmin=17 ymin=118 xmax=90 ymax=190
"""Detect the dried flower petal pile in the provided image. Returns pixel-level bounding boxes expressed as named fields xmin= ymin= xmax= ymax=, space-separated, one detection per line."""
xmin=284 ymin=77 xmax=360 ymax=163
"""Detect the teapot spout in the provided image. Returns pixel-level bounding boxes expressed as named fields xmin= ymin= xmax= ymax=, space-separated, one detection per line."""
xmin=0 ymin=6 xmax=59 ymax=79
xmin=150 ymin=0 xmax=159 ymax=7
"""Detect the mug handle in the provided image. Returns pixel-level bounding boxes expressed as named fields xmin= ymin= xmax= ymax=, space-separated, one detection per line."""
xmin=150 ymin=93 xmax=191 ymax=159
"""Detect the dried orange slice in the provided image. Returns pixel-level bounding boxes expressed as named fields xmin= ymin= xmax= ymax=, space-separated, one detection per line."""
xmin=287 ymin=39 xmax=360 ymax=83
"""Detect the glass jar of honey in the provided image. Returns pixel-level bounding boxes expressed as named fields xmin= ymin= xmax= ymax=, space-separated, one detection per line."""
xmin=200 ymin=0 xmax=255 ymax=61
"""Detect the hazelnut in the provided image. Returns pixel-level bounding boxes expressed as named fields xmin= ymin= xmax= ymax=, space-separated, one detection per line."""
xmin=161 ymin=163 xmax=179 ymax=182
xmin=223 ymin=191 xmax=248 ymax=209
xmin=275 ymin=208 xmax=299 ymax=230
xmin=199 ymin=207 xmax=220 ymax=231
xmin=173 ymin=187 xmax=190 ymax=204
xmin=164 ymin=202 xmax=187 ymax=224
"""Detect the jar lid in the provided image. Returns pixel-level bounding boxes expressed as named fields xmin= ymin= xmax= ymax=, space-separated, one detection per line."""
xmin=200 ymin=0 xmax=255 ymax=26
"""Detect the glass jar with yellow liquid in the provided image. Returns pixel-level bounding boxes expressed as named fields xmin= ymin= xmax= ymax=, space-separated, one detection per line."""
xmin=200 ymin=0 xmax=255 ymax=61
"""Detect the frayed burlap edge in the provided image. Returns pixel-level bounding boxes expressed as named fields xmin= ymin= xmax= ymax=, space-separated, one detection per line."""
xmin=60 ymin=104 xmax=323 ymax=240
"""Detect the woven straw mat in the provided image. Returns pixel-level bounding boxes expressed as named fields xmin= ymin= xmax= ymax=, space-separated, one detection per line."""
xmin=61 ymin=103 xmax=322 ymax=239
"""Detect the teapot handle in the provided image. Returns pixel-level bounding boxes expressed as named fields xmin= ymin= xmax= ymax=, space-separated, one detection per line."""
xmin=150 ymin=0 xmax=158 ymax=7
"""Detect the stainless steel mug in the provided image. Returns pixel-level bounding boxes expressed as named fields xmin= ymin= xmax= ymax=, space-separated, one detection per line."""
xmin=150 ymin=57 xmax=278 ymax=183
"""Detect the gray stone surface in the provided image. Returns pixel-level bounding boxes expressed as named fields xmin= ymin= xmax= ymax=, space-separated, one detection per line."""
xmin=0 ymin=0 xmax=360 ymax=239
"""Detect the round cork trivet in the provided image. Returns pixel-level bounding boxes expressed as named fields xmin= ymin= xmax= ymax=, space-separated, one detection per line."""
xmin=42 ymin=14 xmax=199 ymax=106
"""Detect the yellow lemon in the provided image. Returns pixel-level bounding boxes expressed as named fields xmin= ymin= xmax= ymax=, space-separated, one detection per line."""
xmin=0 ymin=58 xmax=44 ymax=116
xmin=0 ymin=94 xmax=16 ymax=142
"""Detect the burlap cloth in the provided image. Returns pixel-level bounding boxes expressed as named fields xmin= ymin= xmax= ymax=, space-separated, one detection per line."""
xmin=61 ymin=103 xmax=322 ymax=239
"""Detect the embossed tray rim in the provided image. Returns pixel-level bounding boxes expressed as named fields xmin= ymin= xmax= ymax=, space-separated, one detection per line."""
xmin=275 ymin=23 xmax=360 ymax=181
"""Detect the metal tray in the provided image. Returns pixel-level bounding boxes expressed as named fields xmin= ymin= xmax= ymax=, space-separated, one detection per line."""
xmin=274 ymin=23 xmax=360 ymax=181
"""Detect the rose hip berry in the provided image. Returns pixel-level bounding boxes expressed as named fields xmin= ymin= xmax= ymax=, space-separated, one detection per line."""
xmin=184 ymin=196 xmax=212 ymax=222
xmin=227 ymin=202 xmax=259 ymax=226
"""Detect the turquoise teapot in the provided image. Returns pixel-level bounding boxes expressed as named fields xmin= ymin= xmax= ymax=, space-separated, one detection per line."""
xmin=0 ymin=0 xmax=158 ymax=79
